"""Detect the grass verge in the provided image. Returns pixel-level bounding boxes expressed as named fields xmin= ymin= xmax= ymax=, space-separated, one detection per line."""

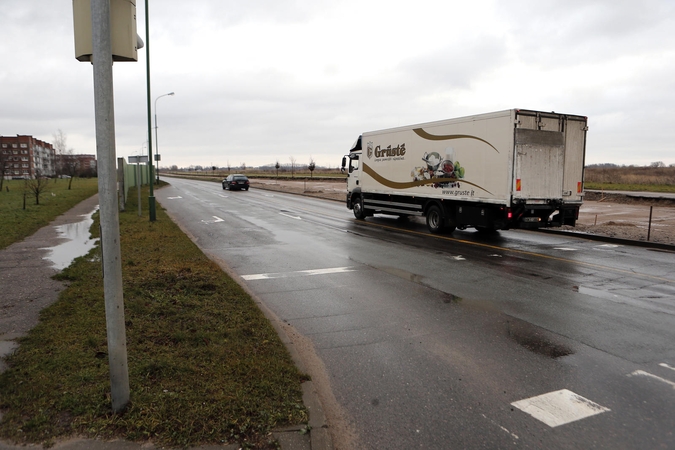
xmin=0 ymin=184 xmax=308 ymax=448
xmin=0 ymin=178 xmax=99 ymax=250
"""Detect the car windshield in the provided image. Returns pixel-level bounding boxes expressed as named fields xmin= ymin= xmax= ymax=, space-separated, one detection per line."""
xmin=233 ymin=176 xmax=248 ymax=181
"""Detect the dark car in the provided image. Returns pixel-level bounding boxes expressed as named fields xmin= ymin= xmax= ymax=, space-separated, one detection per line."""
xmin=222 ymin=174 xmax=250 ymax=191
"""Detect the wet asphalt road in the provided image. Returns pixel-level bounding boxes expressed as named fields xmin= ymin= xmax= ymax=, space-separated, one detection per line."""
xmin=156 ymin=178 xmax=675 ymax=449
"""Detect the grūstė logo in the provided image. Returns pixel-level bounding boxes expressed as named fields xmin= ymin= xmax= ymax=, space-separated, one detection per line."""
xmin=367 ymin=141 xmax=373 ymax=159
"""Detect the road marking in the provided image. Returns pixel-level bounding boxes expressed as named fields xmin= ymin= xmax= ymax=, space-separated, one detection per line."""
xmin=511 ymin=389 xmax=610 ymax=427
xmin=660 ymin=363 xmax=675 ymax=372
xmin=354 ymin=221 xmax=675 ymax=284
xmin=201 ymin=216 xmax=224 ymax=224
xmin=167 ymin=196 xmax=182 ymax=199
xmin=488 ymin=254 xmax=502 ymax=257
xmin=452 ymin=255 xmax=466 ymax=261
xmin=554 ymin=247 xmax=578 ymax=251
xmin=481 ymin=414 xmax=519 ymax=440
xmin=628 ymin=370 xmax=675 ymax=389
xmin=218 ymin=194 xmax=228 ymax=198
xmin=596 ymin=244 xmax=620 ymax=248
xmin=279 ymin=212 xmax=301 ymax=220
xmin=242 ymin=266 xmax=356 ymax=281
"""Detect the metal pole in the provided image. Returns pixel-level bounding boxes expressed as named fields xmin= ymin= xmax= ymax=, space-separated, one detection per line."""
xmin=154 ymin=109 xmax=158 ymax=182
xmin=154 ymin=92 xmax=174 ymax=182
xmin=648 ymin=206 xmax=653 ymax=241
xmin=145 ymin=0 xmax=155 ymax=221
xmin=90 ymin=0 xmax=129 ymax=413
xmin=137 ymin=162 xmax=141 ymax=216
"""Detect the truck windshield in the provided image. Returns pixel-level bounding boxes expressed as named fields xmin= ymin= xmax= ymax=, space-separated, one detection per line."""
xmin=350 ymin=135 xmax=362 ymax=152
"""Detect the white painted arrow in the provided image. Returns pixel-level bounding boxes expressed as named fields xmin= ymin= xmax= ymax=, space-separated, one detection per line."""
xmin=452 ymin=255 xmax=466 ymax=261
xmin=201 ymin=216 xmax=224 ymax=224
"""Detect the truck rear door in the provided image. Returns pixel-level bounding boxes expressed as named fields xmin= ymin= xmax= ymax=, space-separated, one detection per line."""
xmin=513 ymin=112 xmax=565 ymax=201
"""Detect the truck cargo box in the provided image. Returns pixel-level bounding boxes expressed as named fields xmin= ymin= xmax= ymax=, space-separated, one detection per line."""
xmin=341 ymin=109 xmax=587 ymax=233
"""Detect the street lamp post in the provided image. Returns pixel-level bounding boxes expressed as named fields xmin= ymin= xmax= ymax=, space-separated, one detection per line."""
xmin=154 ymin=92 xmax=174 ymax=182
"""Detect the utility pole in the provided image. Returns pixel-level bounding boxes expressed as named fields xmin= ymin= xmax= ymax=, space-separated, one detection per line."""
xmin=90 ymin=0 xmax=130 ymax=413
xmin=145 ymin=0 xmax=156 ymax=221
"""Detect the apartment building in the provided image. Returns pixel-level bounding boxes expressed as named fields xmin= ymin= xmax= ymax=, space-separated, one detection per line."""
xmin=0 ymin=135 xmax=56 ymax=179
xmin=1 ymin=136 xmax=97 ymax=179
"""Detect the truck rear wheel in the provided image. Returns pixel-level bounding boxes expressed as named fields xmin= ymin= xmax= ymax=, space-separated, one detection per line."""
xmin=426 ymin=205 xmax=444 ymax=233
xmin=353 ymin=196 xmax=366 ymax=220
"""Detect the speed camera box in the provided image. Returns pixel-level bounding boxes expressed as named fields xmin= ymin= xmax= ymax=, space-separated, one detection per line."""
xmin=73 ymin=0 xmax=139 ymax=62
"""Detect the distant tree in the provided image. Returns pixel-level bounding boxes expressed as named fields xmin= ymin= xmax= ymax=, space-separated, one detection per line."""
xmin=289 ymin=156 xmax=296 ymax=178
xmin=241 ymin=162 xmax=246 ymax=172
xmin=650 ymin=161 xmax=666 ymax=168
xmin=24 ymin=169 xmax=50 ymax=205
xmin=53 ymin=129 xmax=78 ymax=189
xmin=308 ymin=157 xmax=316 ymax=178
xmin=275 ymin=160 xmax=280 ymax=178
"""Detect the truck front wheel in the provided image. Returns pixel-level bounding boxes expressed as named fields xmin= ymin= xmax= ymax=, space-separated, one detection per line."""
xmin=426 ymin=205 xmax=445 ymax=233
xmin=353 ymin=196 xmax=366 ymax=220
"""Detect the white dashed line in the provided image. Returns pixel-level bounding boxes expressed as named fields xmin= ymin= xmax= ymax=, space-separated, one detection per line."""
xmin=242 ymin=266 xmax=357 ymax=281
xmin=628 ymin=370 xmax=675 ymax=389
xmin=279 ymin=212 xmax=301 ymax=220
xmin=554 ymin=247 xmax=578 ymax=251
xmin=511 ymin=389 xmax=610 ymax=427
xmin=659 ymin=363 xmax=675 ymax=372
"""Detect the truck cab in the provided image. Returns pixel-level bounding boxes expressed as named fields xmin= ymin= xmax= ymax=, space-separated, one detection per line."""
xmin=342 ymin=136 xmax=364 ymax=214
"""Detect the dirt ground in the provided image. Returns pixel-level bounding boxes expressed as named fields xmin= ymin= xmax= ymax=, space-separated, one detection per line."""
xmin=249 ymin=179 xmax=675 ymax=246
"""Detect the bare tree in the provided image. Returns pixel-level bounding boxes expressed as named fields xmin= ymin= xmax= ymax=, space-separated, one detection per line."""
xmin=650 ymin=161 xmax=666 ymax=168
xmin=25 ymin=169 xmax=50 ymax=205
xmin=0 ymin=147 xmax=10 ymax=191
xmin=289 ymin=156 xmax=296 ymax=178
xmin=53 ymin=129 xmax=78 ymax=189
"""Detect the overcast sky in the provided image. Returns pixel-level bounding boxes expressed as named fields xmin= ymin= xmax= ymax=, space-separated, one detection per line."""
xmin=2 ymin=1 xmax=674 ymax=169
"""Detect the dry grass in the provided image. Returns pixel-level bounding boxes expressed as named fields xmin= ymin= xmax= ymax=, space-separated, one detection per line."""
xmin=585 ymin=166 xmax=675 ymax=186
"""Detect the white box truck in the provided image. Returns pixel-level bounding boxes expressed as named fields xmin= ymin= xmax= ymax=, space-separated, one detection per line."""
xmin=340 ymin=109 xmax=587 ymax=233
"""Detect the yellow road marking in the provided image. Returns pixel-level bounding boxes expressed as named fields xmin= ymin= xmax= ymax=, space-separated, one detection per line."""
xmin=356 ymin=220 xmax=675 ymax=284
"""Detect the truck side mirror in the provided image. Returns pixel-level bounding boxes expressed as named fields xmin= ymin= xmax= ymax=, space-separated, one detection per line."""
xmin=341 ymin=156 xmax=346 ymax=173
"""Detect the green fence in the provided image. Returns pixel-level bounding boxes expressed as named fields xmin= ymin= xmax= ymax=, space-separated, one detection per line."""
xmin=117 ymin=157 xmax=150 ymax=211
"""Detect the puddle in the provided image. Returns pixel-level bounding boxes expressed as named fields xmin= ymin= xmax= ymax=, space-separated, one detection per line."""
xmin=0 ymin=340 xmax=19 ymax=374
xmin=506 ymin=320 xmax=573 ymax=359
xmin=42 ymin=207 xmax=99 ymax=270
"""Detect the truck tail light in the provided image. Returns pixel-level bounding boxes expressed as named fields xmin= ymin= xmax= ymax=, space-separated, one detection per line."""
xmin=577 ymin=181 xmax=582 ymax=193
xmin=516 ymin=179 xmax=522 ymax=191
xmin=507 ymin=208 xmax=513 ymax=220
